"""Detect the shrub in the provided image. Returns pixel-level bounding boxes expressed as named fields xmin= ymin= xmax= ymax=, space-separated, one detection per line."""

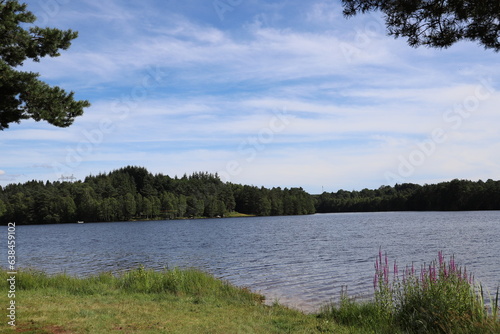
xmin=374 ymin=249 xmax=499 ymax=333
xmin=321 ymin=251 xmax=499 ymax=334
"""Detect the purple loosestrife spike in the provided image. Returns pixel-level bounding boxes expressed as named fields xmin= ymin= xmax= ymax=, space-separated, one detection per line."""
xmin=450 ymin=255 xmax=456 ymax=273
xmin=374 ymin=273 xmax=378 ymax=290
xmin=394 ymin=260 xmax=398 ymax=280
xmin=379 ymin=248 xmax=383 ymax=268
xmin=421 ymin=265 xmax=426 ymax=283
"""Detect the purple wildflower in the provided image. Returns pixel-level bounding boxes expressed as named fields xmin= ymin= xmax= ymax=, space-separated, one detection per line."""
xmin=429 ymin=263 xmax=437 ymax=283
xmin=438 ymin=250 xmax=444 ymax=268
xmin=421 ymin=265 xmax=427 ymax=285
xmin=450 ymin=255 xmax=456 ymax=273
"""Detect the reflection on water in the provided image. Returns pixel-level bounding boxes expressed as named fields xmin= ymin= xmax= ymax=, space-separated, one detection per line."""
xmin=4 ymin=211 xmax=500 ymax=312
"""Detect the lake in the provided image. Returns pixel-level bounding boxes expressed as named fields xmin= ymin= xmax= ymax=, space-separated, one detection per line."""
xmin=4 ymin=211 xmax=500 ymax=312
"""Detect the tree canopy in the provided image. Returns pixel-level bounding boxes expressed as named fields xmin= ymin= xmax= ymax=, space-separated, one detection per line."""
xmin=0 ymin=166 xmax=315 ymax=225
xmin=1 ymin=167 xmax=499 ymax=224
xmin=0 ymin=0 xmax=90 ymax=130
xmin=315 ymin=179 xmax=500 ymax=212
xmin=342 ymin=0 xmax=500 ymax=51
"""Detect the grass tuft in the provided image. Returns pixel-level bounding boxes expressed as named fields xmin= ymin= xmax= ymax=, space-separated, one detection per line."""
xmin=116 ymin=265 xmax=264 ymax=304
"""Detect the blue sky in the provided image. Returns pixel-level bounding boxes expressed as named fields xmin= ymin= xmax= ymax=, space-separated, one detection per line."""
xmin=1 ymin=0 xmax=500 ymax=193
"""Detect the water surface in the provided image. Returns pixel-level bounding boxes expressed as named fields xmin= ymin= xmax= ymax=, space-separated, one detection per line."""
xmin=5 ymin=211 xmax=500 ymax=312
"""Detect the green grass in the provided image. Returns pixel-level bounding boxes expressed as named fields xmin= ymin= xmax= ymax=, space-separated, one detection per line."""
xmin=0 ymin=267 xmax=346 ymax=333
xmin=225 ymin=211 xmax=256 ymax=218
xmin=1 ymin=253 xmax=498 ymax=333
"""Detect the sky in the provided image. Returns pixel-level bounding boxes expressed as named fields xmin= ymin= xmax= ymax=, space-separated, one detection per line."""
xmin=1 ymin=0 xmax=500 ymax=194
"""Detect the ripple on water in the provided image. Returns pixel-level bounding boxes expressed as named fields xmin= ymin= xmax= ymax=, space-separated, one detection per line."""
xmin=7 ymin=211 xmax=500 ymax=313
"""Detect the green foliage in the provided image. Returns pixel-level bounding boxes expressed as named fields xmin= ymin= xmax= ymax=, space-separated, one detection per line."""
xmin=3 ymin=174 xmax=500 ymax=224
xmin=0 ymin=198 xmax=6 ymax=217
xmin=342 ymin=0 xmax=500 ymax=51
xmin=0 ymin=166 xmax=315 ymax=224
xmin=315 ymin=179 xmax=500 ymax=213
xmin=0 ymin=0 xmax=90 ymax=130
xmin=233 ymin=185 xmax=315 ymax=216
xmin=321 ymin=251 xmax=500 ymax=333
xmin=386 ymin=251 xmax=499 ymax=333
xmin=320 ymin=297 xmax=395 ymax=333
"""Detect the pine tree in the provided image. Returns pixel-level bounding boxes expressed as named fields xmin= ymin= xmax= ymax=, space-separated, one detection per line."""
xmin=0 ymin=0 xmax=90 ymax=130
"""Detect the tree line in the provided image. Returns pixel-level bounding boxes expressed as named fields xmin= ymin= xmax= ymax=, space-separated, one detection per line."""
xmin=0 ymin=166 xmax=315 ymax=225
xmin=315 ymin=179 xmax=500 ymax=213
xmin=2 ymin=170 xmax=499 ymax=225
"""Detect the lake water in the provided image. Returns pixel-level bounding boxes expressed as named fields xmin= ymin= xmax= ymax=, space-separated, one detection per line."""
xmin=4 ymin=212 xmax=500 ymax=312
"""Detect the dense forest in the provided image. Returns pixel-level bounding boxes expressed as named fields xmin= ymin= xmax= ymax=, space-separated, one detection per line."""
xmin=0 ymin=166 xmax=315 ymax=225
xmin=1 ymin=168 xmax=499 ymax=225
xmin=315 ymin=179 xmax=500 ymax=212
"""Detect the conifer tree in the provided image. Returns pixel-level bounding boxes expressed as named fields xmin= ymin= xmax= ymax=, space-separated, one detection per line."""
xmin=0 ymin=0 xmax=90 ymax=130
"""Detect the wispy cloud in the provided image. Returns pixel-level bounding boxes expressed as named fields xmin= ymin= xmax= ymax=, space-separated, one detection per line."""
xmin=2 ymin=0 xmax=500 ymax=191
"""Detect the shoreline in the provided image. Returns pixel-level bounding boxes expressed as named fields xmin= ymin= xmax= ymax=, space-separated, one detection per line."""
xmin=4 ymin=209 xmax=500 ymax=226
xmin=1 ymin=211 xmax=260 ymax=226
xmin=0 ymin=267 xmax=342 ymax=333
xmin=2 ymin=266 xmax=497 ymax=333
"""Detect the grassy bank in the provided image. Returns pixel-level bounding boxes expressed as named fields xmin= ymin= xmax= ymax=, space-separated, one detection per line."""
xmin=0 ymin=267 xmax=343 ymax=333
xmin=1 ymin=253 xmax=498 ymax=333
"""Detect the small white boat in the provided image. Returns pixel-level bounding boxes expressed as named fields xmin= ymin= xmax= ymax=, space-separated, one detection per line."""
xmin=77 ymin=221 xmax=84 ymax=224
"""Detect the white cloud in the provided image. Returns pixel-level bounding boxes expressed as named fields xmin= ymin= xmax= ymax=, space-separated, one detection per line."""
xmin=305 ymin=1 xmax=343 ymax=25
xmin=3 ymin=0 xmax=500 ymax=191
